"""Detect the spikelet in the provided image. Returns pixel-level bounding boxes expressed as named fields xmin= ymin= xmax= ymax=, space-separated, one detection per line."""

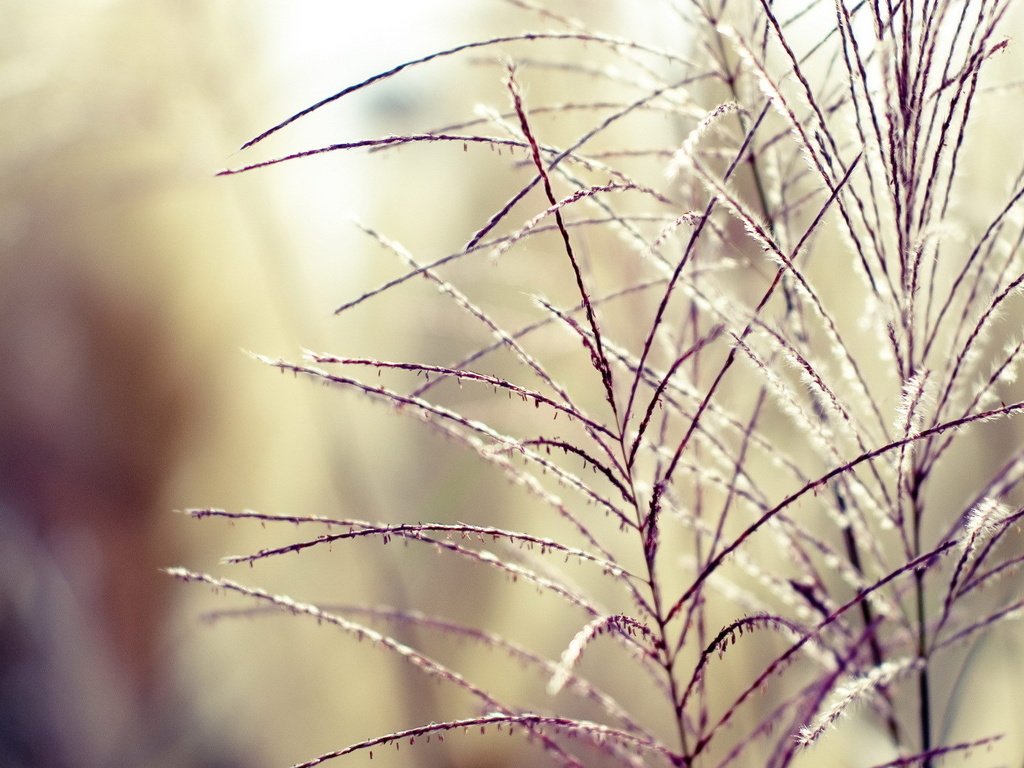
xmin=961 ymin=497 xmax=1015 ymax=559
xmin=796 ymin=658 xmax=917 ymax=747
xmin=892 ymin=370 xmax=933 ymax=438
xmin=666 ymin=101 xmax=743 ymax=180
xmin=548 ymin=615 xmax=654 ymax=696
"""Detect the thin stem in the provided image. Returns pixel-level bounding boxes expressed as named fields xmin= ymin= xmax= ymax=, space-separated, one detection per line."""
xmin=916 ymin=567 xmax=933 ymax=767
xmin=910 ymin=469 xmax=933 ymax=766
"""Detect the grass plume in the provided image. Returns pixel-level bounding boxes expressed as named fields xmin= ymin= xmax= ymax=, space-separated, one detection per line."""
xmin=178 ymin=2 xmax=1024 ymax=765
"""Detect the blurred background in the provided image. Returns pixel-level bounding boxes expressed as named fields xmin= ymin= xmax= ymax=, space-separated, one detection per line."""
xmin=4 ymin=2 xmax=1024 ymax=767
xmin=2 ymin=2 xmax=681 ymax=766
xmin=0 ymin=2 xmax=528 ymax=766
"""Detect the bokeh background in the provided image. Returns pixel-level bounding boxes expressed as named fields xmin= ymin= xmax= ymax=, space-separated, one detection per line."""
xmin=0 ymin=2 xmax=509 ymax=765
xmin=3 ymin=2 xmax=1024 ymax=768
xmin=1 ymin=3 xmax=641 ymax=766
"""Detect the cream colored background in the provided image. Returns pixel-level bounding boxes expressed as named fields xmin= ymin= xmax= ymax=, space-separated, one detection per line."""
xmin=3 ymin=3 xmax=1023 ymax=768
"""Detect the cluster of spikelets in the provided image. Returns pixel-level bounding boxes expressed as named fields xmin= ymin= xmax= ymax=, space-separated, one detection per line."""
xmin=174 ymin=1 xmax=1024 ymax=766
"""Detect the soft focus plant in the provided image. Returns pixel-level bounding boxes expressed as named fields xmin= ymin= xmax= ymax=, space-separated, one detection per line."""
xmin=174 ymin=2 xmax=1024 ymax=766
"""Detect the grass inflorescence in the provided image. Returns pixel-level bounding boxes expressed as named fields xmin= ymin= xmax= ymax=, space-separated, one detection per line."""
xmin=177 ymin=2 xmax=1024 ymax=766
